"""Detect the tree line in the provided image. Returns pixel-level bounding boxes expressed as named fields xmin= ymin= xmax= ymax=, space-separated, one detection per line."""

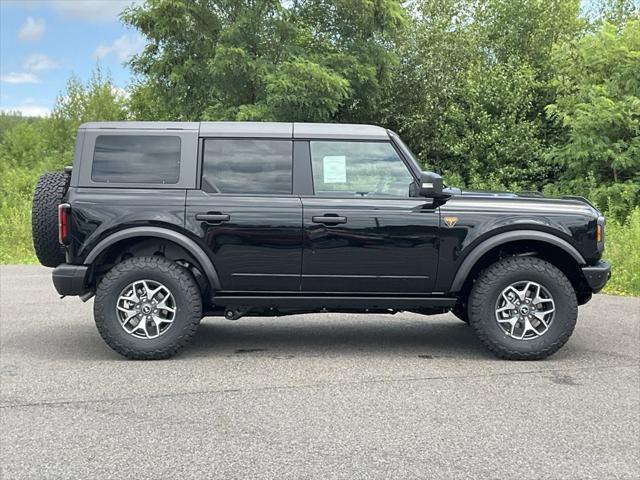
xmin=3 ymin=1 xmax=638 ymax=217
xmin=0 ymin=0 xmax=638 ymax=291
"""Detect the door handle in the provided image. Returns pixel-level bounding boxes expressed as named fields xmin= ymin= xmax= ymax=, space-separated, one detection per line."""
xmin=312 ymin=215 xmax=347 ymax=225
xmin=196 ymin=213 xmax=230 ymax=224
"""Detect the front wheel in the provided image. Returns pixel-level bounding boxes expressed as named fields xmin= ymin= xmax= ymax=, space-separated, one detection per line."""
xmin=468 ymin=256 xmax=577 ymax=360
xmin=94 ymin=256 xmax=202 ymax=360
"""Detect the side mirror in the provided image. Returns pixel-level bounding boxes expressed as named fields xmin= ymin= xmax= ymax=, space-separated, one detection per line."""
xmin=418 ymin=171 xmax=444 ymax=198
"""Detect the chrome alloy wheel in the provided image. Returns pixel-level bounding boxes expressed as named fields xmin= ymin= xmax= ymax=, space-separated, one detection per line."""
xmin=494 ymin=281 xmax=555 ymax=340
xmin=116 ymin=279 xmax=176 ymax=339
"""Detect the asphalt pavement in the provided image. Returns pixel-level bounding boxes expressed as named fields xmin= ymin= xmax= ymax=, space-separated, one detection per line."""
xmin=1 ymin=264 xmax=639 ymax=479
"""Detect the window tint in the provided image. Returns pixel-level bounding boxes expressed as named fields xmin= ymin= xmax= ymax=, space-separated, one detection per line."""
xmin=92 ymin=135 xmax=181 ymax=184
xmin=202 ymin=139 xmax=292 ymax=195
xmin=310 ymin=141 xmax=414 ymax=197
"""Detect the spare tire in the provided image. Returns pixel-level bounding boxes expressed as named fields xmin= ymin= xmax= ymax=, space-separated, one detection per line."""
xmin=32 ymin=171 xmax=70 ymax=267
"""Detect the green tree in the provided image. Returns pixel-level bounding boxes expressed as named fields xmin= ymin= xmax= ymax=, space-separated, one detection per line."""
xmin=384 ymin=0 xmax=582 ymax=191
xmin=48 ymin=67 xmax=128 ymax=157
xmin=588 ymin=0 xmax=639 ymax=27
xmin=121 ymin=0 xmax=405 ymax=122
xmin=546 ymin=20 xmax=640 ymax=184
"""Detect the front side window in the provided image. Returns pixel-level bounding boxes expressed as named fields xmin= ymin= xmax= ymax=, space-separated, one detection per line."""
xmin=202 ymin=139 xmax=293 ymax=195
xmin=92 ymin=135 xmax=181 ymax=184
xmin=310 ymin=141 xmax=414 ymax=197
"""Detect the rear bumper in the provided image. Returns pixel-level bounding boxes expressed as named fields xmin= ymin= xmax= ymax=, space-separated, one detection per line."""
xmin=582 ymin=261 xmax=611 ymax=293
xmin=52 ymin=264 xmax=89 ymax=296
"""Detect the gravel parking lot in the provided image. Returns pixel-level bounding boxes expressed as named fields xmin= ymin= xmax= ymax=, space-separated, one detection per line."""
xmin=1 ymin=265 xmax=639 ymax=479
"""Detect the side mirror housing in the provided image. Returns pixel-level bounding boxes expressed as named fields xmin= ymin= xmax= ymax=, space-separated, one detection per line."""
xmin=418 ymin=171 xmax=444 ymax=198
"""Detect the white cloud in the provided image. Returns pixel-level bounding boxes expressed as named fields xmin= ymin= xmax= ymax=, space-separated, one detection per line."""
xmin=0 ymin=54 xmax=58 ymax=86
xmin=17 ymin=16 xmax=45 ymax=42
xmin=0 ymin=72 xmax=40 ymax=84
xmin=0 ymin=105 xmax=50 ymax=117
xmin=5 ymin=1 xmax=144 ymax=23
xmin=23 ymin=53 xmax=59 ymax=72
xmin=93 ymin=34 xmax=144 ymax=62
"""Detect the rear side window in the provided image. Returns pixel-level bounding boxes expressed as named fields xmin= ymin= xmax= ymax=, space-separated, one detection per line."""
xmin=202 ymin=139 xmax=292 ymax=194
xmin=92 ymin=135 xmax=181 ymax=184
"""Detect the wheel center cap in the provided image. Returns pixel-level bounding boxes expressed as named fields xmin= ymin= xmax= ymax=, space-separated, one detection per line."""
xmin=141 ymin=304 xmax=152 ymax=314
xmin=520 ymin=305 xmax=530 ymax=315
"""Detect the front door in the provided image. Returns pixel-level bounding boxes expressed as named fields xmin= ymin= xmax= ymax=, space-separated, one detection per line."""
xmin=301 ymin=140 xmax=440 ymax=293
xmin=186 ymin=138 xmax=302 ymax=292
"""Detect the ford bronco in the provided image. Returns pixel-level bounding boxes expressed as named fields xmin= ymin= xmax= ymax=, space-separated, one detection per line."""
xmin=32 ymin=122 xmax=610 ymax=360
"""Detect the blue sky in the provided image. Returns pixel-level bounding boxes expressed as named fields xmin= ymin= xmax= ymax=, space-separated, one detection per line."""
xmin=0 ymin=0 xmax=144 ymax=116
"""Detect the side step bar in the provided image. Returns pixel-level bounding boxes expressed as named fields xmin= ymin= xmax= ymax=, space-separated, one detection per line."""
xmin=211 ymin=295 xmax=457 ymax=310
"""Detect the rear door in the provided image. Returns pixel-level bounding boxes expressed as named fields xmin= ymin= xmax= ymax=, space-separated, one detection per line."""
xmin=301 ymin=140 xmax=440 ymax=293
xmin=185 ymin=137 xmax=302 ymax=292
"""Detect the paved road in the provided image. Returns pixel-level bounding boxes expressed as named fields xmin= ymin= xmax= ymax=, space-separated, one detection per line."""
xmin=1 ymin=265 xmax=638 ymax=479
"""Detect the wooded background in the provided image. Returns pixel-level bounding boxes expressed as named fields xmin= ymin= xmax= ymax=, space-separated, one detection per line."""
xmin=1 ymin=0 xmax=638 ymax=294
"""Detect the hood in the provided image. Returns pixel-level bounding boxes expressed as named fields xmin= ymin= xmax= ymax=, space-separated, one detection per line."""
xmin=442 ymin=187 xmax=601 ymax=217
xmin=451 ymin=188 xmax=599 ymax=211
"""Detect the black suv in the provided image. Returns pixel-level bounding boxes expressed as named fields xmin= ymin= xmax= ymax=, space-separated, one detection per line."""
xmin=32 ymin=122 xmax=610 ymax=360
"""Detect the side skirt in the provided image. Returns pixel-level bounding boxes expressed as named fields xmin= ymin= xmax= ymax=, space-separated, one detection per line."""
xmin=207 ymin=293 xmax=457 ymax=318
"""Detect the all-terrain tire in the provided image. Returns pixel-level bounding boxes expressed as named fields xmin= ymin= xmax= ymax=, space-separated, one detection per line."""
xmin=94 ymin=256 xmax=202 ymax=360
xmin=468 ymin=256 xmax=577 ymax=360
xmin=32 ymin=171 xmax=70 ymax=267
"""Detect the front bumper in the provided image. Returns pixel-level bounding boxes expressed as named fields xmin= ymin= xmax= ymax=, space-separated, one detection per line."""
xmin=582 ymin=261 xmax=611 ymax=293
xmin=52 ymin=264 xmax=89 ymax=296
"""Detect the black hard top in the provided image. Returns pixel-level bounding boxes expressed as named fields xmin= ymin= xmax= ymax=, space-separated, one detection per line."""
xmin=79 ymin=121 xmax=389 ymax=141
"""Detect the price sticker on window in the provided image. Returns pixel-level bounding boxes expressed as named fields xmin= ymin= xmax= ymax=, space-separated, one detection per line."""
xmin=323 ymin=156 xmax=347 ymax=183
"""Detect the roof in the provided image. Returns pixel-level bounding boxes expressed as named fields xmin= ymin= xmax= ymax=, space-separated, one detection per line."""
xmin=79 ymin=121 xmax=389 ymax=140
xmin=293 ymin=123 xmax=388 ymax=140
xmin=79 ymin=121 xmax=200 ymax=130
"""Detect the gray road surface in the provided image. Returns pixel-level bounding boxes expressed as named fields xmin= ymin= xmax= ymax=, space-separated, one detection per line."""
xmin=1 ymin=265 xmax=639 ymax=479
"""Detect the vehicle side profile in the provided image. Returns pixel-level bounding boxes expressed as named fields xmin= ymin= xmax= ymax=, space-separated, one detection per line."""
xmin=32 ymin=121 xmax=611 ymax=360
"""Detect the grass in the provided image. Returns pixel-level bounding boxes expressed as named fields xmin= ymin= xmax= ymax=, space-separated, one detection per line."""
xmin=0 ymin=167 xmax=40 ymax=264
xmin=602 ymin=208 xmax=640 ymax=296
xmin=1 ymin=174 xmax=638 ymax=296
xmin=0 ymin=204 xmax=38 ymax=265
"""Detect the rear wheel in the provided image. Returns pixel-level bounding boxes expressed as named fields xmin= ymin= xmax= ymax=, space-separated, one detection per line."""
xmin=32 ymin=171 xmax=70 ymax=267
xmin=468 ymin=256 xmax=577 ymax=360
xmin=94 ymin=256 xmax=202 ymax=360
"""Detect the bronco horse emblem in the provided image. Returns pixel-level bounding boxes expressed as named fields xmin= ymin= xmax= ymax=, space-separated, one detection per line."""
xmin=444 ymin=216 xmax=459 ymax=228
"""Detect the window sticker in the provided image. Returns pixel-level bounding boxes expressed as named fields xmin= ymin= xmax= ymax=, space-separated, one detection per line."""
xmin=323 ymin=156 xmax=347 ymax=183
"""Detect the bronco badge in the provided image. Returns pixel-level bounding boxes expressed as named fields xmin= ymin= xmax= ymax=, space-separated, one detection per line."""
xmin=444 ymin=216 xmax=459 ymax=228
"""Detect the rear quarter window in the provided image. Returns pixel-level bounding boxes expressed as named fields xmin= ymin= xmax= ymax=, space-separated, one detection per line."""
xmin=91 ymin=135 xmax=181 ymax=184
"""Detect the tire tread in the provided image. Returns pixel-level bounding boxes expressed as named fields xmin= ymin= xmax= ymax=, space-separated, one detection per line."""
xmin=468 ymin=256 xmax=577 ymax=360
xmin=94 ymin=256 xmax=202 ymax=360
xmin=32 ymin=171 xmax=70 ymax=267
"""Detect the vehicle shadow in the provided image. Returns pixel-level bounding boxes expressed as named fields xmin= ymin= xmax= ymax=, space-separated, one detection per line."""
xmin=186 ymin=314 xmax=490 ymax=359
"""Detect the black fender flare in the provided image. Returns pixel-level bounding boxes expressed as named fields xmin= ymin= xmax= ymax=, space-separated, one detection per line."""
xmin=448 ymin=230 xmax=586 ymax=293
xmin=84 ymin=226 xmax=221 ymax=290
